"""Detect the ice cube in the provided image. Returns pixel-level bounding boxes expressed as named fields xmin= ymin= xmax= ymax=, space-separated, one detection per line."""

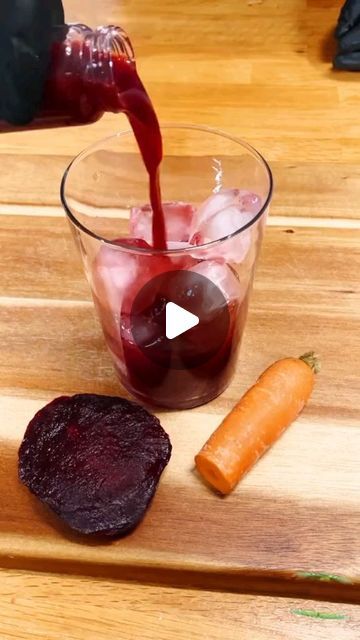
xmin=166 ymin=241 xmax=191 ymax=250
xmin=163 ymin=240 xmax=198 ymax=269
xmin=91 ymin=243 xmax=139 ymax=316
xmin=189 ymin=189 xmax=262 ymax=263
xmin=190 ymin=260 xmax=246 ymax=306
xmin=190 ymin=189 xmax=238 ymax=229
xmin=130 ymin=201 xmax=195 ymax=244
xmin=237 ymin=190 xmax=263 ymax=214
xmin=90 ymin=242 xmax=140 ymax=346
xmin=91 ymin=238 xmax=185 ymax=321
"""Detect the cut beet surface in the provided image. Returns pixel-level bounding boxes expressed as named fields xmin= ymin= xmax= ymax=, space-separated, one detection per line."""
xmin=18 ymin=394 xmax=172 ymax=537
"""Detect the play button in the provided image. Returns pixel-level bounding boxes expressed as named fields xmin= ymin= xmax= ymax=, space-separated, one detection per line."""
xmin=129 ymin=269 xmax=231 ymax=370
xmin=165 ymin=302 xmax=199 ymax=340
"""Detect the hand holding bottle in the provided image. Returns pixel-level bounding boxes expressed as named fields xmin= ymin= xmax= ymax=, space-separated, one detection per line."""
xmin=0 ymin=1 xmax=135 ymax=132
xmin=0 ymin=0 xmax=66 ymax=125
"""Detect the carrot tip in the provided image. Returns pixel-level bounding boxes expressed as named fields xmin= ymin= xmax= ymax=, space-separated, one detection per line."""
xmin=299 ymin=351 xmax=320 ymax=374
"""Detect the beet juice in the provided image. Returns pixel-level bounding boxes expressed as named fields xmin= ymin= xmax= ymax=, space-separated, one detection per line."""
xmin=2 ymin=20 xmax=270 ymax=408
xmin=85 ymin=185 xmax=266 ymax=408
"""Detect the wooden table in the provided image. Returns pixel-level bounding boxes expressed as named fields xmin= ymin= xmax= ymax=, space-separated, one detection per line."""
xmin=0 ymin=0 xmax=359 ymax=637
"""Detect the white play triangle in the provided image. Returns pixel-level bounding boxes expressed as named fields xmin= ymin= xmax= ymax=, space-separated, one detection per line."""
xmin=165 ymin=302 xmax=199 ymax=340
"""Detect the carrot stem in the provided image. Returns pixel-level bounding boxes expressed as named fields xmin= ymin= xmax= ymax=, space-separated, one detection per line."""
xmin=299 ymin=351 xmax=321 ymax=374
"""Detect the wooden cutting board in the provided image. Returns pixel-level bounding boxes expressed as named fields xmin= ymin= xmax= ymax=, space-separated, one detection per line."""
xmin=0 ymin=215 xmax=359 ymax=602
xmin=0 ymin=0 xmax=359 ymax=609
xmin=1 ymin=568 xmax=359 ymax=640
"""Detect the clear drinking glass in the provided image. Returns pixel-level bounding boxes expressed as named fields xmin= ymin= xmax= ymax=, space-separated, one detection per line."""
xmin=61 ymin=124 xmax=273 ymax=409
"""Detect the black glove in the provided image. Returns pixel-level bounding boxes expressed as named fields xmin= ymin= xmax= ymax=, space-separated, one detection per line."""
xmin=334 ymin=0 xmax=360 ymax=69
xmin=0 ymin=0 xmax=66 ymax=125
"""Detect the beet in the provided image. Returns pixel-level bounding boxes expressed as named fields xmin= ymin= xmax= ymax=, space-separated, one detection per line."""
xmin=18 ymin=394 xmax=172 ymax=536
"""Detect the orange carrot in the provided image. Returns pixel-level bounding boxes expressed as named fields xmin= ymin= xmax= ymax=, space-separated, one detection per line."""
xmin=195 ymin=352 xmax=320 ymax=495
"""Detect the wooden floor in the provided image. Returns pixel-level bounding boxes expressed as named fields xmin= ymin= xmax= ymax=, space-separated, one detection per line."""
xmin=0 ymin=0 xmax=359 ymax=638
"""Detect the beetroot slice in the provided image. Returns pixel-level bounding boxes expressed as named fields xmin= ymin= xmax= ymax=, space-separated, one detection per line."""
xmin=18 ymin=394 xmax=172 ymax=537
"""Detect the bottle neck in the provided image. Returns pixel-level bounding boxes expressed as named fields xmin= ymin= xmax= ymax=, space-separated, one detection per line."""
xmin=62 ymin=23 xmax=135 ymax=79
xmin=44 ymin=24 xmax=137 ymax=121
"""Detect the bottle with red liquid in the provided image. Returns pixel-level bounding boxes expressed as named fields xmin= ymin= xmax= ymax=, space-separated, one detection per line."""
xmin=0 ymin=19 xmax=166 ymax=247
xmin=1 ymin=23 xmax=135 ymax=129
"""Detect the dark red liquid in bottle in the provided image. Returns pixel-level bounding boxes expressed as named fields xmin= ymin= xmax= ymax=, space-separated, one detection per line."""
xmin=0 ymin=25 xmax=167 ymax=250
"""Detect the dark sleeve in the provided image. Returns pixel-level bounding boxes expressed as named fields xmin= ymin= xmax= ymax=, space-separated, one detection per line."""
xmin=0 ymin=0 xmax=65 ymax=125
xmin=335 ymin=0 xmax=360 ymax=38
xmin=337 ymin=22 xmax=360 ymax=52
xmin=334 ymin=50 xmax=360 ymax=70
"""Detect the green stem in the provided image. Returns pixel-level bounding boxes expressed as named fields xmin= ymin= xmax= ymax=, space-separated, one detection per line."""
xmin=291 ymin=609 xmax=346 ymax=620
xmin=295 ymin=570 xmax=352 ymax=584
xmin=299 ymin=351 xmax=321 ymax=374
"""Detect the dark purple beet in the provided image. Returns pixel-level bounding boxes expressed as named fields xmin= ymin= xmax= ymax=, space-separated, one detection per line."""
xmin=18 ymin=394 xmax=172 ymax=536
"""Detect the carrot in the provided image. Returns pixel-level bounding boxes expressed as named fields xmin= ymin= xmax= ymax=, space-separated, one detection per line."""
xmin=195 ymin=352 xmax=320 ymax=495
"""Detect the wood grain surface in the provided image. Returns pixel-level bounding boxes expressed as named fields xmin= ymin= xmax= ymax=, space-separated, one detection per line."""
xmin=2 ymin=0 xmax=360 ymax=221
xmin=0 ymin=222 xmax=359 ymax=599
xmin=1 ymin=569 xmax=359 ymax=640
xmin=0 ymin=0 xmax=360 ymax=636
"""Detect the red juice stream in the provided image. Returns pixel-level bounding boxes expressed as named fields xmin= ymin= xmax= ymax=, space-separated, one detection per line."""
xmin=12 ymin=37 xmax=168 ymax=250
xmin=113 ymin=61 xmax=167 ymax=250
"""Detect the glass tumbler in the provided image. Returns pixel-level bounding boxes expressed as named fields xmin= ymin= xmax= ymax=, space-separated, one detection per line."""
xmin=61 ymin=124 xmax=273 ymax=409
